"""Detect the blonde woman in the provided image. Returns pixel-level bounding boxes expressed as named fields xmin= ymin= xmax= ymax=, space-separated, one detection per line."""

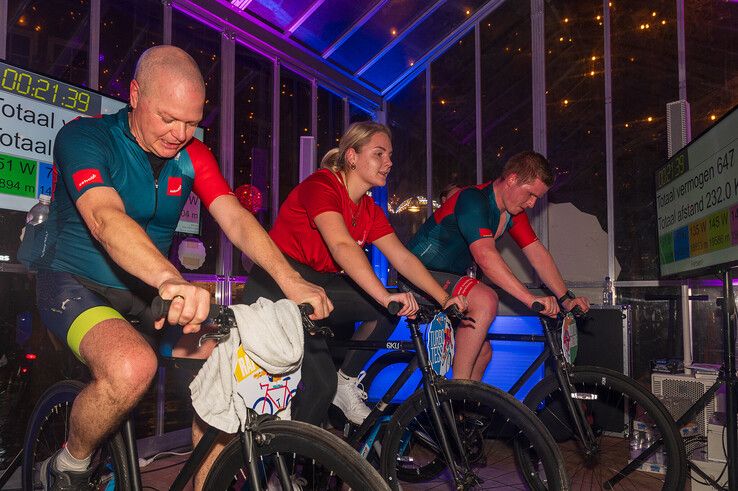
xmin=243 ymin=121 xmax=466 ymax=425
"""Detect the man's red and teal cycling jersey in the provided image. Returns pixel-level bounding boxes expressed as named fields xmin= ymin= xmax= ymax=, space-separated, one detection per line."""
xmin=407 ymin=181 xmax=538 ymax=275
xmin=22 ymin=107 xmax=231 ymax=289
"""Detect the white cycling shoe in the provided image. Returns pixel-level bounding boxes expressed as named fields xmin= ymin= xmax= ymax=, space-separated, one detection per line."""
xmin=332 ymin=370 xmax=371 ymax=425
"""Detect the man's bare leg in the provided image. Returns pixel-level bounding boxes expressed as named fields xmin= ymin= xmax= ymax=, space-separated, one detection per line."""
xmin=452 ymin=283 xmax=498 ymax=381
xmin=66 ymin=319 xmax=158 ymax=459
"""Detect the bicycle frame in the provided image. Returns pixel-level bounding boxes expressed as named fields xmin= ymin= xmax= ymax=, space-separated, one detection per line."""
xmin=501 ymin=314 xmax=674 ymax=488
xmin=329 ymin=310 xmax=477 ymax=486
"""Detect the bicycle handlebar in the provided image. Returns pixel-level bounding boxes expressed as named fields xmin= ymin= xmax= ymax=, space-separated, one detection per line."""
xmin=151 ymin=297 xmax=315 ymax=321
xmin=531 ymin=301 xmax=585 ymax=318
xmin=388 ymin=300 xmax=469 ymax=325
xmin=151 ymin=296 xmax=223 ymax=320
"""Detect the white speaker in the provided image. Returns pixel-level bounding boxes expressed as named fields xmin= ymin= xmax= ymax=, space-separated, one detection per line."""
xmin=299 ymin=136 xmax=316 ymax=182
xmin=666 ymin=100 xmax=691 ymax=157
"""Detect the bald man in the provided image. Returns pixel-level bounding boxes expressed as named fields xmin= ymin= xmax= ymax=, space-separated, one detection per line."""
xmin=22 ymin=45 xmax=332 ymax=490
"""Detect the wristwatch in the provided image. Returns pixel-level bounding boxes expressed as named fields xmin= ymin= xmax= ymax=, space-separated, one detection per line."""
xmin=557 ymin=290 xmax=576 ymax=304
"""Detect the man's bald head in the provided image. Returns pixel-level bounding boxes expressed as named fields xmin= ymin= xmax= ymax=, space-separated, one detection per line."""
xmin=133 ymin=45 xmax=205 ymax=99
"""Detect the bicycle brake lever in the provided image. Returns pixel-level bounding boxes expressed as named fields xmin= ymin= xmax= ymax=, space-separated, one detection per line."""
xmin=302 ymin=314 xmax=334 ymax=337
xmin=197 ymin=331 xmax=231 ymax=348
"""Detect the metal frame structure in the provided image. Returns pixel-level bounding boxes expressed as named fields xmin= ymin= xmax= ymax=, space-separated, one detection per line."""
xmin=1 ymin=2 xmax=733 ymax=477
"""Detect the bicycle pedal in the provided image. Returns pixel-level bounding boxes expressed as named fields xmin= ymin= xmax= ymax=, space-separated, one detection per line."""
xmin=571 ymin=392 xmax=597 ymax=400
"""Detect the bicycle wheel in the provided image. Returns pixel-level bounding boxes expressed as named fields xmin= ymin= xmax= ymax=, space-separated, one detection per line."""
xmin=22 ymin=380 xmax=130 ymax=491
xmin=204 ymin=418 xmax=390 ymax=490
xmin=517 ymin=366 xmax=686 ymax=490
xmin=380 ymin=379 xmax=568 ymax=490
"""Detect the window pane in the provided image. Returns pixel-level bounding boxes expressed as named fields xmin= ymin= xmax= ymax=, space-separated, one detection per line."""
xmin=279 ymin=68 xmax=311 ymax=205
xmin=317 ymin=87 xmax=344 ymax=161
xmin=8 ymin=0 xmax=90 ymax=86
xmin=99 ymin=0 xmax=162 ymax=100
xmin=361 ymin=1 xmax=488 ymax=89
xmin=685 ymin=1 xmax=738 ymax=137
xmin=616 ymin=286 xmax=683 ymax=385
xmin=329 ymin=0 xmax=431 ymax=73
xmin=293 ymin=0 xmax=375 ymax=54
xmin=689 ymin=286 xmax=722 ymax=365
xmin=349 ymin=103 xmax=372 ymax=124
xmin=481 ymin=1 xmax=533 ymax=180
xmin=545 ymin=0 xmax=607 ymax=282
xmin=387 ymin=74 xmax=426 ymax=250
xmin=613 ymin=2 xmax=678 ymax=280
xmin=171 ymin=10 xmax=221 ymax=275
xmin=233 ymin=45 xmax=273 ymax=276
xmin=431 ymin=32 xmax=476 ymax=195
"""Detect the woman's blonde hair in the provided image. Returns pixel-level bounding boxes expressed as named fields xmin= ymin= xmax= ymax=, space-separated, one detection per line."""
xmin=320 ymin=121 xmax=391 ymax=172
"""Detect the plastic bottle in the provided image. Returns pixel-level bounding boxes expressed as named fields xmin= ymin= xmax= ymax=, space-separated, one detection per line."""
xmin=19 ymin=195 xmax=50 ymax=242
xmin=602 ymin=276 xmax=613 ymax=305
xmin=26 ymin=194 xmax=50 ymax=225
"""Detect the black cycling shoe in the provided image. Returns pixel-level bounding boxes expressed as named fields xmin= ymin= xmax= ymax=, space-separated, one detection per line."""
xmin=38 ymin=449 xmax=97 ymax=490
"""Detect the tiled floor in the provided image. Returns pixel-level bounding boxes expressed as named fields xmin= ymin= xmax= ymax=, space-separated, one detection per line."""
xmin=138 ymin=437 xmax=674 ymax=490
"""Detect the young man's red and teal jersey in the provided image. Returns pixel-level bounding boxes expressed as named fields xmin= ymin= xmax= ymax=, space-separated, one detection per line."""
xmin=407 ymin=182 xmax=538 ymax=275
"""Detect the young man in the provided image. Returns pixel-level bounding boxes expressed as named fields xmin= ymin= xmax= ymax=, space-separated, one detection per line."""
xmin=22 ymin=45 xmax=331 ymax=490
xmin=407 ymin=151 xmax=590 ymax=381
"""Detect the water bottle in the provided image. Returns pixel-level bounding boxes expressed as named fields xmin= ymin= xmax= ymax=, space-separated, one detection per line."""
xmin=602 ymin=276 xmax=613 ymax=305
xmin=26 ymin=194 xmax=50 ymax=225
xmin=19 ymin=195 xmax=50 ymax=242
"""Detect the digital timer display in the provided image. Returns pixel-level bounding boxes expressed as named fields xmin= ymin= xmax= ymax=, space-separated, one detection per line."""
xmin=0 ymin=61 xmax=101 ymax=115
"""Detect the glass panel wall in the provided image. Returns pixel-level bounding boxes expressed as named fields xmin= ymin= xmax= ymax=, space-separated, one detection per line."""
xmin=616 ymin=286 xmax=683 ymax=385
xmin=685 ymin=0 xmax=738 ymax=137
xmin=689 ymin=285 xmax=723 ymax=365
xmin=545 ymin=0 xmax=607 ymax=282
xmin=431 ymin=31 xmax=476 ymax=196
xmin=99 ymin=0 xmax=162 ymax=100
xmin=349 ymin=103 xmax=373 ymax=124
xmin=317 ymin=87 xmax=344 ymax=162
xmin=232 ymin=44 xmax=273 ymax=276
xmin=170 ymin=10 xmax=221 ymax=275
xmin=480 ymin=0 xmax=533 ymax=181
xmin=279 ymin=68 xmax=311 ymax=205
xmin=7 ymin=0 xmax=90 ymax=87
xmin=612 ymin=2 xmax=678 ymax=280
xmin=386 ymin=74 xmax=426 ymax=250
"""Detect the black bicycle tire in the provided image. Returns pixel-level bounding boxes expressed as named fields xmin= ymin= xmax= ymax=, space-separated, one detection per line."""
xmin=518 ymin=366 xmax=687 ymax=491
xmin=380 ymin=379 xmax=569 ymax=490
xmin=204 ymin=418 xmax=390 ymax=490
xmin=21 ymin=380 xmax=130 ymax=491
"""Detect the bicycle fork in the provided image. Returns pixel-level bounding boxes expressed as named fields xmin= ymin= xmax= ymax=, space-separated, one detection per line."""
xmin=544 ymin=327 xmax=599 ymax=458
xmin=410 ymin=323 xmax=479 ymax=489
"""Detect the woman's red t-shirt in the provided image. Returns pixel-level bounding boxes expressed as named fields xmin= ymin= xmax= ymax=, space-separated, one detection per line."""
xmin=270 ymin=168 xmax=394 ymax=273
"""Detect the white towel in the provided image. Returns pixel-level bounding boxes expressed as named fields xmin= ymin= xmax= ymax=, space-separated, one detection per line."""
xmin=190 ymin=297 xmax=304 ymax=433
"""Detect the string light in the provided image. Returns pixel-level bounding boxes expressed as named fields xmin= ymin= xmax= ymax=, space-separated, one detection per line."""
xmin=710 ymin=114 xmax=717 ymax=121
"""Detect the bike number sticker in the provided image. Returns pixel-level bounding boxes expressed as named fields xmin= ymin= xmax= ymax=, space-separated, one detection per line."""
xmin=233 ymin=344 xmax=301 ymax=418
xmin=425 ymin=312 xmax=455 ymax=377
xmin=561 ymin=313 xmax=578 ymax=364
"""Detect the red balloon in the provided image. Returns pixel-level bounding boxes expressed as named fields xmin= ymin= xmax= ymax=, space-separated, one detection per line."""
xmin=235 ymin=184 xmax=263 ymax=213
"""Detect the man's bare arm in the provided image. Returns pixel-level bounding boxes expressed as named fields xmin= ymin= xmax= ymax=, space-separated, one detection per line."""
xmin=522 ymin=240 xmax=590 ymax=312
xmin=471 ymin=238 xmax=559 ymax=316
xmin=76 ymin=187 xmax=211 ymax=329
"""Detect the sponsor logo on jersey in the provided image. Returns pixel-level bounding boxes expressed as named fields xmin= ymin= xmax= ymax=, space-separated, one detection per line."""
xmin=167 ymin=177 xmax=182 ymax=196
xmin=479 ymin=228 xmax=493 ymax=237
xmin=72 ymin=169 xmax=103 ymax=191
